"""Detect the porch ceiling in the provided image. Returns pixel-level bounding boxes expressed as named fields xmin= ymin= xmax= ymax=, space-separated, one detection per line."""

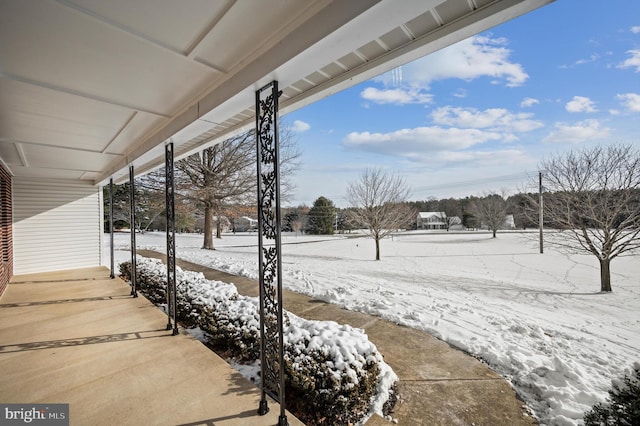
xmin=0 ymin=0 xmax=553 ymax=185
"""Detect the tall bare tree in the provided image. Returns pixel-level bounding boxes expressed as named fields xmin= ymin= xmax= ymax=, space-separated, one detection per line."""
xmin=346 ymin=168 xmax=412 ymax=260
xmin=104 ymin=177 xmax=165 ymax=233
xmin=530 ymin=145 xmax=640 ymax=292
xmin=176 ymin=125 xmax=300 ymax=249
xmin=136 ymin=170 xmax=169 ymax=232
xmin=471 ymin=192 xmax=508 ymax=238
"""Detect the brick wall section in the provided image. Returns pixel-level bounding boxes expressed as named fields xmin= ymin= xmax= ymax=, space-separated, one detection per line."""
xmin=0 ymin=164 xmax=12 ymax=297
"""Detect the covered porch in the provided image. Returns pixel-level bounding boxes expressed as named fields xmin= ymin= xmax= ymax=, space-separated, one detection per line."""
xmin=0 ymin=1 xmax=555 ymax=423
xmin=0 ymin=266 xmax=301 ymax=425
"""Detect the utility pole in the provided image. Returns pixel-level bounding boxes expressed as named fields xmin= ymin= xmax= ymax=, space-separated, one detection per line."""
xmin=539 ymin=171 xmax=544 ymax=254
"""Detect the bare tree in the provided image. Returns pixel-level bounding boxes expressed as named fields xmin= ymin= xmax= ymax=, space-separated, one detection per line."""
xmin=346 ymin=168 xmax=412 ymax=260
xmin=470 ymin=192 xmax=508 ymax=238
xmin=104 ymin=177 xmax=165 ymax=233
xmin=291 ymin=218 xmax=304 ymax=236
xmin=530 ymin=145 xmax=640 ymax=292
xmin=136 ymin=170 xmax=168 ymax=232
xmin=176 ymin=132 xmax=254 ymax=249
xmin=176 ymin=125 xmax=300 ymax=249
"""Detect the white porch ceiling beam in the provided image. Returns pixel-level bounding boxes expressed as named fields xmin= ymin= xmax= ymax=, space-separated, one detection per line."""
xmin=185 ymin=0 xmax=237 ymax=61
xmin=0 ymin=72 xmax=171 ymax=118
xmin=15 ymin=143 xmax=28 ymax=168
xmin=54 ymin=0 xmax=229 ymax=75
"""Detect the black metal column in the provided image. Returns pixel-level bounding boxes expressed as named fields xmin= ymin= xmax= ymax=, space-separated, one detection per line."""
xmin=165 ymin=142 xmax=178 ymax=335
xmin=256 ymin=80 xmax=287 ymax=426
xmin=109 ymin=178 xmax=115 ymax=279
xmin=539 ymin=171 xmax=544 ymax=254
xmin=129 ymin=165 xmax=138 ymax=298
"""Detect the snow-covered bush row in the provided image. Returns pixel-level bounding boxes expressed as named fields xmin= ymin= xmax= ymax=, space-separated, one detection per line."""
xmin=120 ymin=257 xmax=397 ymax=425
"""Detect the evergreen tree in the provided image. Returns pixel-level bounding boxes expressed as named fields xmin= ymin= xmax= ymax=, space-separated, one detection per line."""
xmin=307 ymin=196 xmax=336 ymax=235
xmin=584 ymin=364 xmax=640 ymax=425
xmin=103 ymin=180 xmax=164 ymax=233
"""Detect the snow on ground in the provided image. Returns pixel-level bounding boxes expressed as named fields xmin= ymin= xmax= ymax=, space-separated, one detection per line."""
xmin=107 ymin=230 xmax=640 ymax=426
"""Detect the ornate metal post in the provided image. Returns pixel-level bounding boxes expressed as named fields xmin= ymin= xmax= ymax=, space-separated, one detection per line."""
xmin=165 ymin=142 xmax=178 ymax=335
xmin=539 ymin=171 xmax=544 ymax=254
xmin=109 ymin=178 xmax=115 ymax=279
xmin=129 ymin=165 xmax=138 ymax=297
xmin=256 ymin=80 xmax=287 ymax=426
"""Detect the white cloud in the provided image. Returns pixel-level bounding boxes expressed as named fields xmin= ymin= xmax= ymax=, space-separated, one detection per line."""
xmin=452 ymin=88 xmax=467 ymax=98
xmin=520 ymin=97 xmax=540 ymax=108
xmin=631 ymin=26 xmax=640 ymax=34
xmin=617 ymin=49 xmax=640 ymax=72
xmin=565 ymin=96 xmax=598 ymax=113
xmin=343 ymin=127 xmax=502 ymax=160
xmin=575 ymin=54 xmax=600 ymax=65
xmin=560 ymin=54 xmax=601 ymax=69
xmin=616 ymin=93 xmax=640 ymax=112
xmin=431 ymin=106 xmax=543 ymax=133
xmin=433 ymin=149 xmax=532 ymax=166
xmin=542 ymin=119 xmax=610 ymax=144
xmin=292 ymin=120 xmax=310 ymax=132
xmin=376 ymin=35 xmax=528 ymax=88
xmin=360 ymin=87 xmax=433 ymax=105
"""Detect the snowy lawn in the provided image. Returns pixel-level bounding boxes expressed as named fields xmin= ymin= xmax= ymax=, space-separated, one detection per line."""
xmin=107 ymin=230 xmax=640 ymax=426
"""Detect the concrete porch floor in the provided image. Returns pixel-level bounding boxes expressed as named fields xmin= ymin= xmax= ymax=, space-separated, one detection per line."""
xmin=0 ymin=266 xmax=302 ymax=426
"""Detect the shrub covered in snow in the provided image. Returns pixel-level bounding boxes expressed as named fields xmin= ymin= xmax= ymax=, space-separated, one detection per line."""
xmin=119 ymin=257 xmax=397 ymax=425
xmin=584 ymin=363 xmax=640 ymax=426
xmin=120 ymin=260 xmax=260 ymax=359
xmin=283 ymin=317 xmax=384 ymax=425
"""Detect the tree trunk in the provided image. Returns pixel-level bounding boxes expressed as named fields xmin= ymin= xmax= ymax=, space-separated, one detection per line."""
xmin=599 ymin=258 xmax=612 ymax=292
xmin=492 ymin=228 xmax=497 ymax=238
xmin=216 ymin=216 xmax=222 ymax=239
xmin=203 ymin=205 xmax=215 ymax=250
xmin=375 ymin=237 xmax=380 ymax=261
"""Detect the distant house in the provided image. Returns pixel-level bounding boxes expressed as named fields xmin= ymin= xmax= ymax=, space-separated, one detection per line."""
xmin=503 ymin=214 xmax=516 ymax=229
xmin=479 ymin=214 xmax=516 ymax=231
xmin=194 ymin=215 xmax=232 ymax=233
xmin=234 ymin=216 xmax=258 ymax=232
xmin=417 ymin=212 xmax=446 ymax=230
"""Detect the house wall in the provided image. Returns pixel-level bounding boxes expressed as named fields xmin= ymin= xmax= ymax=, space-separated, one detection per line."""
xmin=417 ymin=213 xmax=446 ymax=230
xmin=13 ymin=178 xmax=101 ymax=275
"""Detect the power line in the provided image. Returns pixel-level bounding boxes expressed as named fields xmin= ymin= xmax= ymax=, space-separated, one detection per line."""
xmin=413 ymin=171 xmax=537 ymax=192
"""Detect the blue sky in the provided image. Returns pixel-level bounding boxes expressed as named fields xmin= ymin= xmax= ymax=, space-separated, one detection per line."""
xmin=284 ymin=1 xmax=640 ymax=207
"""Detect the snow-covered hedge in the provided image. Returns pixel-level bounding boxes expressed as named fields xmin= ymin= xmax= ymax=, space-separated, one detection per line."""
xmin=120 ymin=257 xmax=397 ymax=425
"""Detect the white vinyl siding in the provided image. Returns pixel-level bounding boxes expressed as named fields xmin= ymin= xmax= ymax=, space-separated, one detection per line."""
xmin=13 ymin=178 xmax=101 ymax=275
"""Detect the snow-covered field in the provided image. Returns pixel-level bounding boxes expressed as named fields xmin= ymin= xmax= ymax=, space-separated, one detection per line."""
xmin=107 ymin=230 xmax=640 ymax=426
